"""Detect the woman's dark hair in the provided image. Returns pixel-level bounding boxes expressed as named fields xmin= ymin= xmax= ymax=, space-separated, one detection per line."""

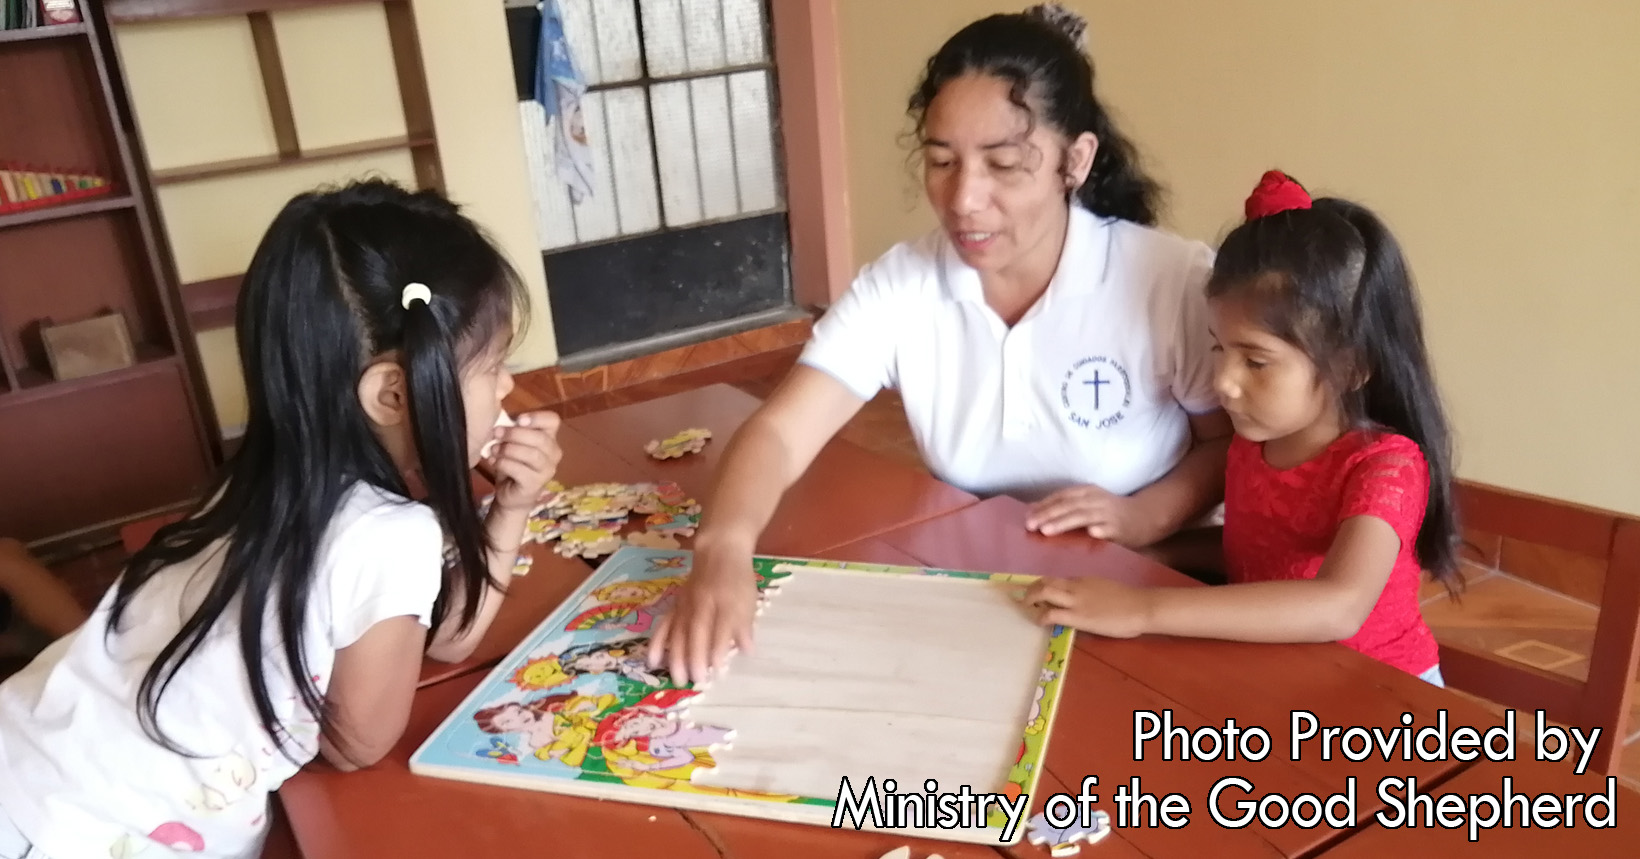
xmin=1207 ymin=179 xmax=1462 ymax=591
xmin=907 ymin=3 xmax=1162 ymax=225
xmin=109 ymin=177 xmax=528 ymax=764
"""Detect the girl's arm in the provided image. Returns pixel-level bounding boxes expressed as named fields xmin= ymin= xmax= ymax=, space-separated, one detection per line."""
xmin=0 ymin=538 xmax=88 ymax=639
xmin=1129 ymin=409 xmax=1235 ymax=536
xmin=424 ymin=504 xmax=529 ymax=663
xmin=1023 ymin=515 xmax=1402 ymax=642
xmin=427 ymin=410 xmax=563 ymax=664
xmin=648 ymin=365 xmax=867 ymax=684
xmin=318 ymin=615 xmax=427 ymax=771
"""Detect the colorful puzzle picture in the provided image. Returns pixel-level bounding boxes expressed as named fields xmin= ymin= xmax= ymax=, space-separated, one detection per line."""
xmin=410 ymin=547 xmax=1073 ymax=845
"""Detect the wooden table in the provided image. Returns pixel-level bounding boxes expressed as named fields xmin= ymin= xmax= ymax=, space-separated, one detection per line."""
xmin=822 ymin=496 xmax=1521 ymax=857
xmin=278 ymin=387 xmax=1636 ymax=858
xmin=420 ymin=387 xmax=978 ymax=686
xmin=561 ymin=384 xmax=981 ymax=555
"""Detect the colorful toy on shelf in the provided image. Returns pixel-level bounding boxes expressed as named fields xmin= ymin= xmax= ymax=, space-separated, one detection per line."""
xmin=0 ymin=161 xmax=113 ymax=216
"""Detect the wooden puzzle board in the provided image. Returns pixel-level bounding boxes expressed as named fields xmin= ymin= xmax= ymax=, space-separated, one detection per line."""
xmin=410 ymin=548 xmax=1071 ymax=845
xmin=690 ymin=563 xmax=1050 ymax=801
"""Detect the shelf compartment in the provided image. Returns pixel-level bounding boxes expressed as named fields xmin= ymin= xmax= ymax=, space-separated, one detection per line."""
xmin=0 ymin=209 xmax=172 ymax=374
xmin=4 ymin=344 xmax=177 ymax=407
xmin=0 ymin=360 xmax=211 ymax=543
xmin=0 ymin=39 xmax=124 ymax=193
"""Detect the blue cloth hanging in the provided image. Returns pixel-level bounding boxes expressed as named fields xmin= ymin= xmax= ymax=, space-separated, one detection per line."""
xmin=535 ymin=0 xmax=595 ymax=203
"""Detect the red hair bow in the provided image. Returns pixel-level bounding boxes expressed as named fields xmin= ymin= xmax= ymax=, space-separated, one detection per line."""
xmin=1244 ymin=170 xmax=1312 ymax=220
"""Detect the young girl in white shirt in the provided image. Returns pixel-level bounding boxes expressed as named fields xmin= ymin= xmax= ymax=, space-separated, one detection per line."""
xmin=0 ymin=179 xmax=562 ymax=859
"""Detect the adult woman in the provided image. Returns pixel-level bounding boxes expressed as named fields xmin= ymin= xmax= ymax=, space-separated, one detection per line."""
xmin=650 ymin=4 xmax=1231 ymax=683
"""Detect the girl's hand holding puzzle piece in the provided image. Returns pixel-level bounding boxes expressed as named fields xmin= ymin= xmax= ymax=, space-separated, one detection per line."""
xmin=419 ymin=409 xmax=563 ymax=667
xmin=482 ymin=409 xmax=564 ymax=514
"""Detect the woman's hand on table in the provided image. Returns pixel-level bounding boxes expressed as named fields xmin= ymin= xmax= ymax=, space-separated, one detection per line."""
xmin=1021 ymin=577 xmax=1154 ymax=639
xmin=648 ymin=540 xmax=759 ymax=686
xmin=1024 ymin=484 xmax=1164 ymax=546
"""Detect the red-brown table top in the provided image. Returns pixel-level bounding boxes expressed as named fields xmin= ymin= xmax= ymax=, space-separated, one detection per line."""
xmin=278 ymin=390 xmax=1631 ymax=856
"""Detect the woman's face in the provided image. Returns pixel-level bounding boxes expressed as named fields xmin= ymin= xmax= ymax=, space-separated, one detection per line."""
xmin=921 ymin=73 xmax=1093 ymax=277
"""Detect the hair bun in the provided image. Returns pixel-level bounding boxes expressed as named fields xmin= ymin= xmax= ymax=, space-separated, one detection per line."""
xmin=1024 ymin=3 xmax=1088 ymax=51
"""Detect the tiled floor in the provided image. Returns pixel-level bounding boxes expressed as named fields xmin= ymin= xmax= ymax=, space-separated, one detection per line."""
xmin=17 ymin=338 xmax=1640 ymax=792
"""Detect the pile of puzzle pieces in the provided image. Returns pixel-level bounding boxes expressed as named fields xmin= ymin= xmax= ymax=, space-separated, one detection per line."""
xmin=483 ymin=480 xmax=703 ymax=566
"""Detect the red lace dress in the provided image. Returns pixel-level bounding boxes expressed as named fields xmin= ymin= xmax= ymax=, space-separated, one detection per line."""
xmin=1223 ymin=429 xmax=1440 ymax=676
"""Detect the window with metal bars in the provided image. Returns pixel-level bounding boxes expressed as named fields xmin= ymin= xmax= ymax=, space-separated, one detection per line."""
xmin=506 ymin=0 xmax=793 ymax=361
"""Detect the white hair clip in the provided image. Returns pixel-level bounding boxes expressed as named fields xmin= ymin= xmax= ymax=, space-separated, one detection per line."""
xmin=401 ymin=282 xmax=432 ymax=309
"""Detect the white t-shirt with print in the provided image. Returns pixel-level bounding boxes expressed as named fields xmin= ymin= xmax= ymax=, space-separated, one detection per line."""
xmin=0 ymin=482 xmax=445 ymax=859
xmin=800 ymin=205 xmax=1220 ymax=502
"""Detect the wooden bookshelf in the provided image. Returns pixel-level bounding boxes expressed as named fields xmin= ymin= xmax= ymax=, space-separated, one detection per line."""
xmin=0 ymin=2 xmax=216 ymax=547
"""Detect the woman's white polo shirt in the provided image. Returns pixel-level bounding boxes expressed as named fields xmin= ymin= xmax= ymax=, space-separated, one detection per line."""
xmin=798 ymin=206 xmax=1220 ymax=502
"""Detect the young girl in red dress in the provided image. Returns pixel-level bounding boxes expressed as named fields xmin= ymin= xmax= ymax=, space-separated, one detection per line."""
xmin=1024 ymin=169 xmax=1462 ymax=684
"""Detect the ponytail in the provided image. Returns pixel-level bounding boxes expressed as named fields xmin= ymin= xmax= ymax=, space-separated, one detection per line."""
xmin=399 ymin=292 xmax=496 ymax=633
xmin=1318 ymin=199 xmax=1462 ymax=586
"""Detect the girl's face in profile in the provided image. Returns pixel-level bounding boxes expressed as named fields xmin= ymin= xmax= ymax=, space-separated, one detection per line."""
xmin=461 ymin=329 xmax=516 ymax=467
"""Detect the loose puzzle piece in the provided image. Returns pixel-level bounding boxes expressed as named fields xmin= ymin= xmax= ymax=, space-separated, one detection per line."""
xmin=1024 ymin=809 xmax=1111 ymax=856
xmin=479 ymin=411 xmax=515 ymax=461
xmin=554 ymin=526 xmax=625 ymax=559
xmin=524 ymin=513 xmax=565 ymax=544
xmin=512 ymin=553 xmax=535 ymax=577
xmin=625 ymin=530 xmax=681 ymax=550
xmin=644 ymin=511 xmax=699 ymax=537
xmin=633 ymin=481 xmax=688 ymax=515
xmin=645 ymin=428 xmax=712 ymax=460
xmin=566 ymin=494 xmax=633 ymax=524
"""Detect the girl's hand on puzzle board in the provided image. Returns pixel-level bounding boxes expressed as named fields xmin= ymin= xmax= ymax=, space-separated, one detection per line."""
xmin=648 ymin=543 xmax=758 ymax=686
xmin=1022 ymin=577 xmax=1153 ymax=639
xmin=488 ymin=410 xmax=563 ymax=513
xmin=1024 ymin=484 xmax=1161 ymax=546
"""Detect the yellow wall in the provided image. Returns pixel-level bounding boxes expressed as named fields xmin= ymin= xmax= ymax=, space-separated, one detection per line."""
xmin=112 ymin=1 xmax=557 ymax=434
xmin=839 ymin=0 xmax=1640 ymax=516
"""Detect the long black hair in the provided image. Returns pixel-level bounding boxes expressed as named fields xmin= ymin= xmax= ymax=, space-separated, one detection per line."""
xmin=906 ymin=3 xmax=1163 ymax=225
xmin=109 ymin=178 xmax=528 ymax=763
xmin=1207 ymin=176 xmax=1462 ymax=591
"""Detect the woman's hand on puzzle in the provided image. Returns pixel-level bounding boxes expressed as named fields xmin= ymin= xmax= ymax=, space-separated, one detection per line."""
xmin=648 ymin=541 xmax=759 ymax=686
xmin=1021 ymin=577 xmax=1153 ymax=639
xmin=1024 ymin=484 xmax=1160 ymax=546
xmin=488 ymin=410 xmax=563 ymax=513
